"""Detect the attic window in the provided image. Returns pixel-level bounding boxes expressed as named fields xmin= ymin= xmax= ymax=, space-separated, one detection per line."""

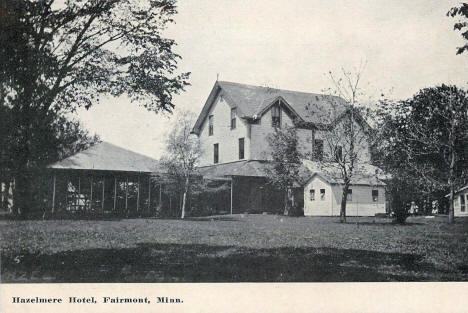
xmin=271 ymin=103 xmax=281 ymax=128
xmin=208 ymin=115 xmax=214 ymax=136
xmin=231 ymin=108 xmax=237 ymax=130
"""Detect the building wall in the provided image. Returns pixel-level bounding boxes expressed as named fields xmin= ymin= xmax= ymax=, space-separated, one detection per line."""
xmin=250 ymin=105 xmax=307 ymax=160
xmin=454 ymin=190 xmax=468 ymax=217
xmin=304 ymin=176 xmax=386 ymax=216
xmin=198 ymin=93 xmax=250 ymax=166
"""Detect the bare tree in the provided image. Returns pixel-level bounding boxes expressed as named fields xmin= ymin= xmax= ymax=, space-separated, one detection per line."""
xmin=305 ymin=63 xmax=375 ymax=223
xmin=161 ymin=110 xmax=201 ymax=219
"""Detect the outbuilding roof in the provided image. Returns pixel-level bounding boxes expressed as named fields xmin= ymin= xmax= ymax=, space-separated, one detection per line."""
xmin=301 ymin=160 xmax=388 ymax=186
xmin=48 ymin=141 xmax=161 ymax=173
xmin=192 ymin=81 xmax=348 ymax=135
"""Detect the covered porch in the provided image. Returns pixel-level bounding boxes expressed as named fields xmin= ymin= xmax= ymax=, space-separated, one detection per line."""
xmin=47 ymin=142 xmax=167 ymax=217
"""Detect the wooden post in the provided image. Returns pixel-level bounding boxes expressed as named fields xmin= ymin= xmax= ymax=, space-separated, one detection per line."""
xmin=159 ymin=184 xmax=162 ymax=207
xmin=102 ymin=178 xmax=105 ymax=212
xmin=230 ymin=178 xmax=233 ymax=215
xmin=125 ymin=176 xmax=128 ymax=213
xmin=78 ymin=176 xmax=81 ymax=211
xmin=52 ymin=173 xmax=56 ymax=214
xmin=113 ymin=176 xmax=117 ymax=212
xmin=148 ymin=176 xmax=151 ymax=212
xmin=136 ymin=175 xmax=140 ymax=213
xmin=90 ymin=176 xmax=93 ymax=212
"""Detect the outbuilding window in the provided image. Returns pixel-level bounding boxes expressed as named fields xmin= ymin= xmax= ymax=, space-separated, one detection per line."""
xmin=346 ymin=189 xmax=352 ymax=201
xmin=320 ymin=189 xmax=325 ymax=200
xmin=310 ymin=189 xmax=315 ymax=201
xmin=461 ymin=195 xmax=466 ymax=212
xmin=372 ymin=189 xmax=379 ymax=202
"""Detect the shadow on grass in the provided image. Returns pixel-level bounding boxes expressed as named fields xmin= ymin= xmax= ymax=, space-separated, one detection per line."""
xmin=2 ymin=242 xmax=458 ymax=283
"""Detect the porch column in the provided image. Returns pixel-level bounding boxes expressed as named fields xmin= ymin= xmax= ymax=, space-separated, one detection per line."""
xmin=113 ymin=176 xmax=117 ymax=211
xmin=78 ymin=176 xmax=81 ymax=211
xmin=136 ymin=175 xmax=140 ymax=213
xmin=102 ymin=178 xmax=105 ymax=212
xmin=230 ymin=178 xmax=233 ymax=215
xmin=147 ymin=176 xmax=151 ymax=211
xmin=90 ymin=176 xmax=93 ymax=212
xmin=125 ymin=176 xmax=128 ymax=213
xmin=52 ymin=173 xmax=56 ymax=214
xmin=159 ymin=184 xmax=162 ymax=207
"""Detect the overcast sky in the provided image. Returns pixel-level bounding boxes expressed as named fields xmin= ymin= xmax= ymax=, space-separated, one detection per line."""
xmin=77 ymin=0 xmax=468 ymax=159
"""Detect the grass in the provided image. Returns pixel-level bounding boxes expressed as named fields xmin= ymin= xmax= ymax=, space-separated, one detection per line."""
xmin=1 ymin=215 xmax=467 ymax=282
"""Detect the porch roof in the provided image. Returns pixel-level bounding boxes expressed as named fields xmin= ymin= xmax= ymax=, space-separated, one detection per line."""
xmin=48 ymin=141 xmax=161 ymax=173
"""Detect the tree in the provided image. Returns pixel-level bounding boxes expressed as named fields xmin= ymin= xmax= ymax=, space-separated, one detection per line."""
xmin=305 ymin=65 xmax=374 ymax=223
xmin=375 ymin=85 xmax=468 ymax=224
xmin=448 ymin=3 xmax=468 ymax=54
xmin=160 ymin=110 xmax=201 ymax=219
xmin=266 ymin=126 xmax=303 ymax=216
xmin=0 ymin=0 xmax=189 ymax=215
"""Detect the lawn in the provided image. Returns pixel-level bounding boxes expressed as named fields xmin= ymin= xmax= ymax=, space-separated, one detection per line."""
xmin=1 ymin=215 xmax=467 ymax=282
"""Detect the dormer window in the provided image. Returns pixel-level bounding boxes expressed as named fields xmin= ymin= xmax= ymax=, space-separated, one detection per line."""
xmin=271 ymin=103 xmax=281 ymax=128
xmin=231 ymin=108 xmax=237 ymax=130
xmin=208 ymin=115 xmax=214 ymax=136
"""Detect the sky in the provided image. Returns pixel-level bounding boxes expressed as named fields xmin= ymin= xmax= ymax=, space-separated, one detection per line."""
xmin=77 ymin=0 xmax=468 ymax=159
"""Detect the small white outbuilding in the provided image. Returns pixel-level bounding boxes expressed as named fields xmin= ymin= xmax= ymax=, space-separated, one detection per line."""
xmin=302 ymin=160 xmax=387 ymax=217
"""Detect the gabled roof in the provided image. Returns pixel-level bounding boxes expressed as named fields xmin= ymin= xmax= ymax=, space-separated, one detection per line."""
xmin=48 ymin=141 xmax=161 ymax=173
xmin=301 ymin=160 xmax=388 ymax=186
xmin=192 ymin=81 xmax=349 ymax=135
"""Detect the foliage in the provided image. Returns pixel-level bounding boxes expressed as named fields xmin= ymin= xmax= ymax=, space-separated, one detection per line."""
xmin=0 ymin=0 xmax=188 ymax=215
xmin=266 ymin=126 xmax=303 ymax=216
xmin=159 ymin=110 xmax=201 ymax=218
xmin=447 ymin=3 xmax=468 ymax=55
xmin=374 ymin=85 xmax=468 ymax=223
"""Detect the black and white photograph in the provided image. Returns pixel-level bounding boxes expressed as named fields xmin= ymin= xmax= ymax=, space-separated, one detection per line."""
xmin=1 ymin=0 xmax=468 ymax=300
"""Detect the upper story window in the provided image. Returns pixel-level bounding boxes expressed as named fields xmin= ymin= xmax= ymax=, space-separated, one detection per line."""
xmin=346 ymin=189 xmax=353 ymax=201
xmin=335 ymin=146 xmax=343 ymax=162
xmin=314 ymin=139 xmax=324 ymax=161
xmin=214 ymin=143 xmax=219 ymax=164
xmin=238 ymin=138 xmax=245 ymax=159
xmin=320 ymin=189 xmax=326 ymax=200
xmin=231 ymin=108 xmax=237 ymax=130
xmin=372 ymin=189 xmax=378 ymax=202
xmin=208 ymin=115 xmax=214 ymax=136
xmin=271 ymin=103 xmax=281 ymax=128
xmin=461 ymin=194 xmax=466 ymax=212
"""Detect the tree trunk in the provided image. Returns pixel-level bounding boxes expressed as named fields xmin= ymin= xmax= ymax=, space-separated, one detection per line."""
xmin=283 ymin=188 xmax=291 ymax=216
xmin=448 ymin=147 xmax=455 ymax=224
xmin=181 ymin=177 xmax=189 ymax=219
xmin=340 ymin=185 xmax=349 ymax=223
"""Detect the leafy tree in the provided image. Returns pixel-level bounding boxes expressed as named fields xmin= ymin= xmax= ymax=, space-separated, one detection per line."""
xmin=448 ymin=3 xmax=468 ymax=54
xmin=266 ymin=126 xmax=303 ymax=216
xmin=160 ymin=110 xmax=201 ymax=219
xmin=375 ymin=85 xmax=468 ymax=223
xmin=0 ymin=0 xmax=189 ymax=215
